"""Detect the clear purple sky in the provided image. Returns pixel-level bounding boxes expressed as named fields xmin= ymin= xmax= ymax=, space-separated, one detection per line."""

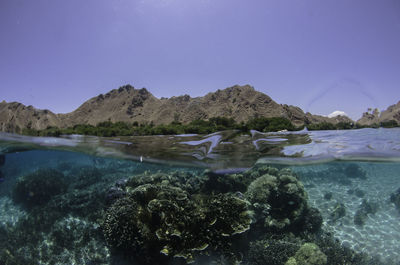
xmin=1 ymin=0 xmax=399 ymax=120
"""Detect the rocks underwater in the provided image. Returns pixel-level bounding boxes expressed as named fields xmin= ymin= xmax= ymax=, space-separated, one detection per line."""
xmin=0 ymin=162 xmax=388 ymax=265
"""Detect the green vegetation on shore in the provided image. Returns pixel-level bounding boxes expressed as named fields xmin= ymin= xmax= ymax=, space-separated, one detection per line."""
xmin=21 ymin=117 xmax=399 ymax=137
xmin=21 ymin=117 xmax=297 ymax=137
xmin=306 ymin=120 xmax=399 ymax=130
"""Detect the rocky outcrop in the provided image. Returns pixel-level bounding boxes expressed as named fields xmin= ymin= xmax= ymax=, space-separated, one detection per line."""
xmin=0 ymin=101 xmax=61 ymax=133
xmin=1 ymin=84 xmax=357 ymax=133
xmin=357 ymin=103 xmax=400 ymax=126
xmin=357 ymin=108 xmax=380 ymax=126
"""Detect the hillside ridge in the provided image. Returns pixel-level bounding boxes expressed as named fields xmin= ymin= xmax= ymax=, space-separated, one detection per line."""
xmin=0 ymin=84 xmax=363 ymax=133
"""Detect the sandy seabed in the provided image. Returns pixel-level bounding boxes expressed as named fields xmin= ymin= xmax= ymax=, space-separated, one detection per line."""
xmin=294 ymin=163 xmax=400 ymax=264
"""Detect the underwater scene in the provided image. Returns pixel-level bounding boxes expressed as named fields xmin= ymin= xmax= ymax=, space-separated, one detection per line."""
xmin=0 ymin=128 xmax=400 ymax=265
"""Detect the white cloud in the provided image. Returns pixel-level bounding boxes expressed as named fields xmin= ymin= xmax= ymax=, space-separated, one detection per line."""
xmin=327 ymin=110 xmax=348 ymax=118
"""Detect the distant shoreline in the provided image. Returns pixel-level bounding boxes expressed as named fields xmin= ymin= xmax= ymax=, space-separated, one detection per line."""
xmin=20 ymin=117 xmax=399 ymax=137
xmin=2 ymin=85 xmax=399 ymax=135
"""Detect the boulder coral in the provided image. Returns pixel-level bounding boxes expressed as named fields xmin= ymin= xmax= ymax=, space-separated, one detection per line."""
xmin=285 ymin=243 xmax=327 ymax=265
xmin=245 ymin=167 xmax=308 ymax=231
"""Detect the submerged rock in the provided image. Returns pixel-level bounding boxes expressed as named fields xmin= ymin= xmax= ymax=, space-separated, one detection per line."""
xmin=354 ymin=199 xmax=378 ymax=226
xmin=329 ymin=203 xmax=346 ymax=223
xmin=0 ymin=154 xmax=5 ymax=166
xmin=390 ymin=188 xmax=400 ymax=213
xmin=354 ymin=189 xmax=365 ymax=198
xmin=323 ymin=192 xmax=332 ymax=200
xmin=344 ymin=163 xmax=367 ymax=180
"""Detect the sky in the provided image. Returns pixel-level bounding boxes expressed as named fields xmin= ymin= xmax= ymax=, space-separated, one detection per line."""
xmin=1 ymin=0 xmax=399 ymax=120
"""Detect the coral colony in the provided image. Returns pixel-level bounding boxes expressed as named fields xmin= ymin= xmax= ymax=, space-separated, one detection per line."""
xmin=1 ymin=161 xmax=387 ymax=265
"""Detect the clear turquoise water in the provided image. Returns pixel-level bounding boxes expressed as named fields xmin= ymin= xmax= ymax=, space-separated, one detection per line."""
xmin=0 ymin=128 xmax=399 ymax=265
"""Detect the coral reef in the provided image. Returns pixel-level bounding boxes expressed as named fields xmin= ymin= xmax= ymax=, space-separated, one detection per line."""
xmin=245 ymin=167 xmax=309 ymax=232
xmin=0 ymin=213 xmax=109 ymax=265
xmin=49 ymin=184 xmax=107 ymax=221
xmin=247 ymin=235 xmax=301 ymax=265
xmin=201 ymin=165 xmax=280 ymax=195
xmin=48 ymin=166 xmax=111 ymax=221
xmin=0 ymin=163 xmax=122 ymax=265
xmin=102 ymin=165 xmax=327 ymax=264
xmin=103 ymin=183 xmax=251 ymax=264
xmin=311 ymin=233 xmax=382 ymax=265
xmin=202 ymin=169 xmax=248 ymax=194
xmin=125 ymin=170 xmax=205 ymax=195
xmin=12 ymin=168 xmax=67 ymax=208
xmin=1 ymin=158 xmax=383 ymax=265
xmin=299 ymin=207 xmax=323 ymax=234
xmin=285 ymin=243 xmax=327 ymax=265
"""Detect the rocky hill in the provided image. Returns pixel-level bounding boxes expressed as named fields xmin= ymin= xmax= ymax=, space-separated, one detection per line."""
xmin=1 ymin=84 xmax=354 ymax=133
xmin=60 ymin=84 xmax=288 ymax=126
xmin=357 ymin=101 xmax=400 ymax=126
xmin=0 ymin=101 xmax=61 ymax=133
